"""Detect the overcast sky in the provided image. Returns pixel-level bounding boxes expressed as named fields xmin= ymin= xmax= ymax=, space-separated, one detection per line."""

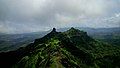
xmin=0 ymin=0 xmax=120 ymax=33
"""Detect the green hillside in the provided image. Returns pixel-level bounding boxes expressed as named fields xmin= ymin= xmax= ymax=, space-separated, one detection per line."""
xmin=0 ymin=28 xmax=120 ymax=68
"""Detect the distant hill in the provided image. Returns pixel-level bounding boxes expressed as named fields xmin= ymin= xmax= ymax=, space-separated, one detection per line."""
xmin=0 ymin=31 xmax=48 ymax=52
xmin=0 ymin=28 xmax=120 ymax=68
xmin=57 ymin=27 xmax=120 ymax=35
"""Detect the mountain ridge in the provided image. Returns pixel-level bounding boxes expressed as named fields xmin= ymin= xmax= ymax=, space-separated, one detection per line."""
xmin=0 ymin=27 xmax=119 ymax=52
xmin=0 ymin=27 xmax=120 ymax=68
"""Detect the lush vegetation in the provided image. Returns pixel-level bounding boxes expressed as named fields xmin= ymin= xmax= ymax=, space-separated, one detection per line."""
xmin=0 ymin=28 xmax=120 ymax=68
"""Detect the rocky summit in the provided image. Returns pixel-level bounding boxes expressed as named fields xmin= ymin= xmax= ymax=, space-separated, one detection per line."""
xmin=0 ymin=28 xmax=120 ymax=68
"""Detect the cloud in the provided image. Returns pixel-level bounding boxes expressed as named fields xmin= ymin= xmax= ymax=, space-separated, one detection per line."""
xmin=0 ymin=0 xmax=120 ymax=33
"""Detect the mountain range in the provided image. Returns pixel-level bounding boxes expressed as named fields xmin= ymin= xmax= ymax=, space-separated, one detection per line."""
xmin=0 ymin=27 xmax=120 ymax=52
xmin=0 ymin=28 xmax=120 ymax=68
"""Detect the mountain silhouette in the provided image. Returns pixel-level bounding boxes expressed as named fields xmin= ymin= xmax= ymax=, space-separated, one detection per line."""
xmin=0 ymin=28 xmax=120 ymax=68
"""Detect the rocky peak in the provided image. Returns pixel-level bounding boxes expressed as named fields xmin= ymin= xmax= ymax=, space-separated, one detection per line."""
xmin=52 ymin=28 xmax=56 ymax=32
xmin=50 ymin=28 xmax=57 ymax=33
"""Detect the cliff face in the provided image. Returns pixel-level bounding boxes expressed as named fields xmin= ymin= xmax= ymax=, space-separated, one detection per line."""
xmin=0 ymin=28 xmax=120 ymax=68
